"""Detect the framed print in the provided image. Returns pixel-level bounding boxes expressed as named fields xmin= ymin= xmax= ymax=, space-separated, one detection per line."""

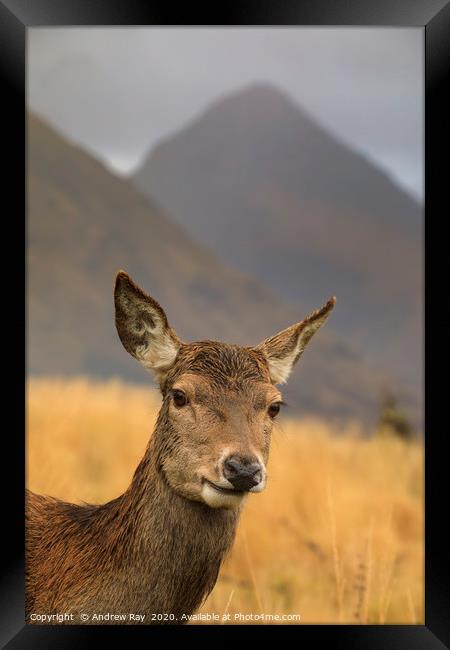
xmin=1 ymin=0 xmax=448 ymax=647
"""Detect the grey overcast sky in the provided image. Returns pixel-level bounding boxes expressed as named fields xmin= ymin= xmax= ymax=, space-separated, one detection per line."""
xmin=28 ymin=28 xmax=423 ymax=201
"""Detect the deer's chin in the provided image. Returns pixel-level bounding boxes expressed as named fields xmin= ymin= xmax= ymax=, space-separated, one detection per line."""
xmin=200 ymin=480 xmax=247 ymax=509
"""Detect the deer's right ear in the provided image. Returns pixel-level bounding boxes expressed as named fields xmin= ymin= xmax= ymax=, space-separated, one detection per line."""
xmin=114 ymin=271 xmax=181 ymax=380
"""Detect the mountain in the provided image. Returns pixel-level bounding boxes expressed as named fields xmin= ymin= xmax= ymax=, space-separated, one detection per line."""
xmin=133 ymin=83 xmax=423 ymax=413
xmin=27 ymin=112 xmax=417 ymax=425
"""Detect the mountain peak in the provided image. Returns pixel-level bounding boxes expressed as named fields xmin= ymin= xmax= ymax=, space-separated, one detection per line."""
xmin=197 ymin=82 xmax=311 ymax=128
xmin=219 ymin=81 xmax=296 ymax=106
xmin=132 ymin=82 xmax=423 ymax=427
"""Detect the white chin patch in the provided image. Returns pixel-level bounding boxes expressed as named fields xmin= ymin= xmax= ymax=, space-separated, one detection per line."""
xmin=201 ymin=483 xmax=247 ymax=509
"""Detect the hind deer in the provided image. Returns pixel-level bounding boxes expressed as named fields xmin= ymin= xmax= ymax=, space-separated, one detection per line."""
xmin=26 ymin=271 xmax=335 ymax=624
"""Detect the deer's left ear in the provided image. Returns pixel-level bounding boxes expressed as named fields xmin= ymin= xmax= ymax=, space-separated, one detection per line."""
xmin=255 ymin=297 xmax=336 ymax=385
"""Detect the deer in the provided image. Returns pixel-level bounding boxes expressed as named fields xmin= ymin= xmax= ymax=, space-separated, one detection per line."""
xmin=26 ymin=271 xmax=335 ymax=625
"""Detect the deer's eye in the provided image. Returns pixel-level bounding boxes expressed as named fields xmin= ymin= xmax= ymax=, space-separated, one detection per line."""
xmin=172 ymin=389 xmax=188 ymax=407
xmin=268 ymin=402 xmax=282 ymax=418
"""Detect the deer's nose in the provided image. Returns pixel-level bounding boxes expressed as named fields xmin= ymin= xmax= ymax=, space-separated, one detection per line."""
xmin=222 ymin=455 xmax=263 ymax=492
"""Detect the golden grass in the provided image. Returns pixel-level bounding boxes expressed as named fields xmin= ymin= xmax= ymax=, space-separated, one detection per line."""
xmin=27 ymin=377 xmax=424 ymax=624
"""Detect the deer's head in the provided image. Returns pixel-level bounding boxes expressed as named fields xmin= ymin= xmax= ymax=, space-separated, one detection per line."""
xmin=114 ymin=271 xmax=335 ymax=510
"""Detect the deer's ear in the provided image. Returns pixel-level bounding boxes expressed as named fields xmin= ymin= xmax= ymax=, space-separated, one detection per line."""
xmin=256 ymin=297 xmax=336 ymax=385
xmin=114 ymin=271 xmax=181 ymax=380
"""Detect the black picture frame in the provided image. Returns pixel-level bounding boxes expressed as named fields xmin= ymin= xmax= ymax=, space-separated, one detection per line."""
xmin=2 ymin=0 xmax=449 ymax=647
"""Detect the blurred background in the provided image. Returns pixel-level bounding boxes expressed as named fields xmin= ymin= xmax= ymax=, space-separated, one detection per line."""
xmin=26 ymin=28 xmax=424 ymax=623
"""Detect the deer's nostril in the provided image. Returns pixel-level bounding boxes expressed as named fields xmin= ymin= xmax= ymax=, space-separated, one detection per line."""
xmin=223 ymin=457 xmax=242 ymax=476
xmin=223 ymin=456 xmax=263 ymax=492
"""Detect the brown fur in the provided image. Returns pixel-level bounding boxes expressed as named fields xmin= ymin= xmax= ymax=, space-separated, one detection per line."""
xmin=26 ymin=271 xmax=335 ymax=625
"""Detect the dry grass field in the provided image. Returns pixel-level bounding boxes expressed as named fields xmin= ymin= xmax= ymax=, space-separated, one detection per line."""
xmin=27 ymin=378 xmax=424 ymax=624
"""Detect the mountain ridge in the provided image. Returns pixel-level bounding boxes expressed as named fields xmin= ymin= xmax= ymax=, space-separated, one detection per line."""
xmin=133 ymin=83 xmax=423 ymax=415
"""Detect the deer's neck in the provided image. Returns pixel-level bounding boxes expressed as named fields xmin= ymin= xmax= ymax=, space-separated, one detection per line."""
xmin=95 ymin=431 xmax=240 ymax=617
